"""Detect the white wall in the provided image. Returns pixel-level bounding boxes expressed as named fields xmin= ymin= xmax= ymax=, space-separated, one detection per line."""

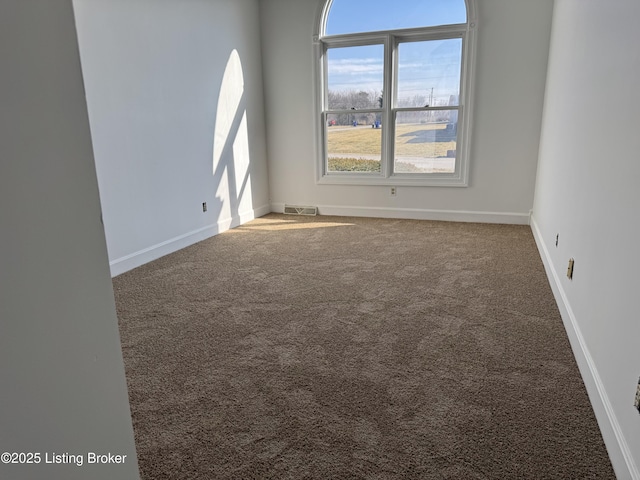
xmin=74 ymin=0 xmax=271 ymax=276
xmin=0 ymin=1 xmax=139 ymax=479
xmin=260 ymin=0 xmax=553 ymax=224
xmin=532 ymin=0 xmax=640 ymax=477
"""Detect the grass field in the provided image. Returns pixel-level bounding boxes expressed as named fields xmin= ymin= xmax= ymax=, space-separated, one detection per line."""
xmin=327 ymin=123 xmax=456 ymax=173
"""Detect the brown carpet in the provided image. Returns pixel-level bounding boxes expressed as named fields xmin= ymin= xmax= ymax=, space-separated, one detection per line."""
xmin=113 ymin=213 xmax=615 ymax=479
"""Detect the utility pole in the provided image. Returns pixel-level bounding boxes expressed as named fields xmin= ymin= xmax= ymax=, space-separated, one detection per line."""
xmin=429 ymin=87 xmax=434 ymax=122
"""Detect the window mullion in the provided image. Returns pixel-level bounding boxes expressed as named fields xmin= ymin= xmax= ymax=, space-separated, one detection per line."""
xmin=382 ymin=34 xmax=396 ymax=178
xmin=395 ymin=106 xmax=460 ymax=113
xmin=322 ymin=43 xmax=329 ymax=176
xmin=322 ymin=43 xmax=329 ymax=112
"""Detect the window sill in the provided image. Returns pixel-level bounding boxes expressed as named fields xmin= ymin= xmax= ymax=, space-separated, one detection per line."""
xmin=316 ymin=173 xmax=469 ymax=187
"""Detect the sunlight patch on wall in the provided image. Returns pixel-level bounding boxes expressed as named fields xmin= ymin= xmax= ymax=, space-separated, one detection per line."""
xmin=213 ymin=50 xmax=244 ymax=168
xmin=212 ymin=49 xmax=253 ymax=220
xmin=233 ymin=110 xmax=252 ymax=211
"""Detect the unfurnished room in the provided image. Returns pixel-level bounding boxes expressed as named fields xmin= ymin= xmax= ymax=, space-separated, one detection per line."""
xmin=1 ymin=1 xmax=639 ymax=479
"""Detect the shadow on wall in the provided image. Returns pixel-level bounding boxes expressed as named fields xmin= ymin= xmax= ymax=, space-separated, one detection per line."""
xmin=211 ymin=49 xmax=253 ymax=224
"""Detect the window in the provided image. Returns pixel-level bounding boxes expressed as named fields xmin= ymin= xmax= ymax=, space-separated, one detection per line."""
xmin=315 ymin=0 xmax=477 ymax=186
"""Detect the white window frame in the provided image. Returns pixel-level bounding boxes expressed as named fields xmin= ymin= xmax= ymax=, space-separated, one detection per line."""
xmin=313 ymin=0 xmax=477 ymax=187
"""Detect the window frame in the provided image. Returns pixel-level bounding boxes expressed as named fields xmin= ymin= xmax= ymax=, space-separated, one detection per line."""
xmin=313 ymin=0 xmax=477 ymax=187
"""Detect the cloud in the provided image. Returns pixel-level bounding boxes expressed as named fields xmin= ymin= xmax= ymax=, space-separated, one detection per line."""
xmin=328 ymin=58 xmax=383 ymax=76
xmin=327 ymin=57 xmax=460 ymax=94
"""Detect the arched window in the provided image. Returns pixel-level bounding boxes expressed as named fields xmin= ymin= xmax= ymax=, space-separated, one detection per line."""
xmin=315 ymin=0 xmax=477 ymax=186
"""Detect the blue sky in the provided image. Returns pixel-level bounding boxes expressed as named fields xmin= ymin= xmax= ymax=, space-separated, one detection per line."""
xmin=326 ymin=0 xmax=465 ymax=105
xmin=325 ymin=0 xmax=467 ymax=36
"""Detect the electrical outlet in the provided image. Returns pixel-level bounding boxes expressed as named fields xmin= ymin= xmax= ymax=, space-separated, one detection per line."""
xmin=634 ymin=378 xmax=640 ymax=414
xmin=202 ymin=202 xmax=207 ymax=212
xmin=390 ymin=187 xmax=397 ymax=197
xmin=567 ymin=258 xmax=574 ymax=279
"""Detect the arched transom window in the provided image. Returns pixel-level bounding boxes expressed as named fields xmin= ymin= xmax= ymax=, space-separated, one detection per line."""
xmin=315 ymin=0 xmax=477 ymax=186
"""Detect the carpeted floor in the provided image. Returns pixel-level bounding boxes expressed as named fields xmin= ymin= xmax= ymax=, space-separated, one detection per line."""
xmin=113 ymin=214 xmax=616 ymax=479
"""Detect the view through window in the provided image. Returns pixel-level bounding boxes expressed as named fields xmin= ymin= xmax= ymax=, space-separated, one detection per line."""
xmin=318 ymin=0 xmax=475 ymax=185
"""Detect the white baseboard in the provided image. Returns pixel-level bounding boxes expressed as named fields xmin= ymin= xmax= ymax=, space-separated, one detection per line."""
xmin=530 ymin=215 xmax=639 ymax=480
xmin=272 ymin=203 xmax=530 ymax=225
xmin=109 ymin=203 xmax=271 ymax=277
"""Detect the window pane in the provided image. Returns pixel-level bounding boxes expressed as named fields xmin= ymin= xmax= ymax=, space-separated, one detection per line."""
xmin=394 ymin=110 xmax=457 ymax=174
xmin=327 ymin=45 xmax=384 ymax=110
xmin=327 ymin=113 xmax=382 ymax=173
xmin=397 ymin=39 xmax=462 ymax=108
xmin=325 ymin=0 xmax=467 ymax=36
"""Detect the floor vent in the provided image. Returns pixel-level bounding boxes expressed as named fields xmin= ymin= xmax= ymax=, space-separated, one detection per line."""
xmin=283 ymin=204 xmax=318 ymax=216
